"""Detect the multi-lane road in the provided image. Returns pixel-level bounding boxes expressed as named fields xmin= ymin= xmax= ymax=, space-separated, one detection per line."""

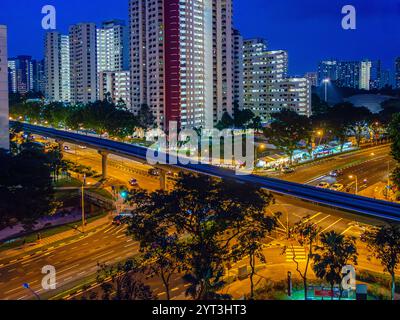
xmin=0 ymin=140 xmax=395 ymax=300
xmin=280 ymin=144 xmax=394 ymax=194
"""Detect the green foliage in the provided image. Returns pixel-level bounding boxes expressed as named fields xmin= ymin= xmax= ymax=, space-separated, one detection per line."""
xmin=287 ymin=216 xmax=321 ymax=300
xmin=388 ymin=113 xmax=400 ymax=162
xmin=362 ymin=225 xmax=400 ymax=300
xmin=312 ymin=231 xmax=358 ymax=299
xmin=11 ymin=99 xmax=140 ymax=140
xmin=126 ymin=173 xmax=277 ymax=300
xmin=94 ymin=258 xmax=155 ymax=300
xmin=216 ymin=112 xmax=234 ymax=130
xmin=379 ymin=99 xmax=400 ymax=125
xmin=264 ymin=109 xmax=312 ymax=162
xmin=311 ymin=93 xmax=330 ymax=116
xmin=137 ymin=103 xmax=155 ymax=129
xmin=0 ymin=143 xmax=58 ymax=230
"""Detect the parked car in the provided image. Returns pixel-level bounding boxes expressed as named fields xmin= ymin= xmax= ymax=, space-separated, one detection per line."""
xmin=329 ymin=183 xmax=344 ymax=192
xmin=317 ymin=181 xmax=330 ymax=189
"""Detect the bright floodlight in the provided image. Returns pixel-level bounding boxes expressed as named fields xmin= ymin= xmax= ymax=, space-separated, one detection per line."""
xmin=323 ymin=78 xmax=330 ymax=84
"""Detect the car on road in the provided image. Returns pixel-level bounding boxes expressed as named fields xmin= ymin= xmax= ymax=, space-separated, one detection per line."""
xmin=79 ymin=145 xmax=87 ymax=149
xmin=317 ymin=181 xmax=330 ymax=189
xmin=329 ymin=183 xmax=344 ymax=192
xmin=63 ymin=145 xmax=70 ymax=151
xmin=329 ymin=169 xmax=343 ymax=177
xmin=112 ymin=213 xmax=133 ymax=225
xmin=148 ymin=168 xmax=160 ymax=176
xmin=281 ymin=167 xmax=295 ymax=174
xmin=129 ymin=178 xmax=139 ymax=187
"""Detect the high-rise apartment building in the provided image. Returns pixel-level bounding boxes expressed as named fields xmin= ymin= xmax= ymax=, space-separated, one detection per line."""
xmin=7 ymin=55 xmax=33 ymax=94
xmin=212 ymin=0 xmax=234 ymax=124
xmin=8 ymin=59 xmax=16 ymax=93
xmin=97 ymin=20 xmax=130 ymax=108
xmin=0 ymin=25 xmax=9 ymax=150
xmin=267 ymin=78 xmax=312 ymax=117
xmin=317 ymin=60 xmax=338 ymax=84
xmin=129 ymin=0 xmax=235 ymax=129
xmin=44 ymin=32 xmax=71 ymax=102
xmin=369 ymin=60 xmax=381 ymax=90
xmin=97 ymin=20 xmax=129 ymax=73
xmin=98 ymin=71 xmax=131 ymax=107
xmin=232 ymin=29 xmax=243 ymax=107
xmin=243 ymin=39 xmax=289 ymax=119
xmin=336 ymin=61 xmax=360 ymax=89
xmin=304 ymin=72 xmax=318 ymax=87
xmin=359 ymin=59 xmax=372 ymax=90
xmin=396 ymin=57 xmax=400 ymax=89
xmin=69 ymin=23 xmax=97 ymax=104
xmin=32 ymin=59 xmax=45 ymax=94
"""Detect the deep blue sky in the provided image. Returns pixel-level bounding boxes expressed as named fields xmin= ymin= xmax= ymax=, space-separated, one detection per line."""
xmin=1 ymin=0 xmax=399 ymax=75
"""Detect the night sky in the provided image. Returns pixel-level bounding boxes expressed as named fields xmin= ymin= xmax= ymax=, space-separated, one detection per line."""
xmin=0 ymin=0 xmax=399 ymax=75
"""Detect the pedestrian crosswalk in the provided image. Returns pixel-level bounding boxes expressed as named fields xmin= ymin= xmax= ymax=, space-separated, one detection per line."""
xmin=286 ymin=246 xmax=307 ymax=262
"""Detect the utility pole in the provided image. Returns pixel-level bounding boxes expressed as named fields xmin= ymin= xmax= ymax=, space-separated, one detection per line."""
xmin=81 ymin=174 xmax=86 ymax=233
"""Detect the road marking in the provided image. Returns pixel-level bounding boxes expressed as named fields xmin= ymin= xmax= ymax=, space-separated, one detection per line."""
xmin=171 ymin=287 xmax=180 ymax=292
xmin=341 ymin=226 xmax=353 ymax=235
xmin=58 ymin=264 xmax=81 ymax=274
xmin=5 ymin=287 xmax=20 ymax=294
xmin=124 ymin=243 xmax=136 ymax=248
xmin=314 ymin=215 xmax=331 ymax=225
xmin=103 ymin=226 xmax=115 ymax=234
xmin=91 ymin=250 xmax=115 ymax=261
xmin=301 ymin=212 xmax=322 ymax=224
xmin=157 ymin=292 xmax=166 ymax=297
xmin=320 ymin=218 xmax=343 ymax=233
xmin=8 ymin=268 xmax=16 ymax=273
xmin=305 ymin=175 xmax=326 ymax=184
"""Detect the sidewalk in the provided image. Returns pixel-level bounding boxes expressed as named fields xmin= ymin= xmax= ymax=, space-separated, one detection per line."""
xmin=1 ymin=214 xmax=113 ymax=261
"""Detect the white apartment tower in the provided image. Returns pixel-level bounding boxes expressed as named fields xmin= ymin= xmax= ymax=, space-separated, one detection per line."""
xmin=44 ymin=32 xmax=70 ymax=102
xmin=98 ymin=71 xmax=131 ymax=107
xmin=212 ymin=0 xmax=234 ymax=124
xmin=97 ymin=20 xmax=129 ymax=73
xmin=232 ymin=28 xmax=244 ymax=107
xmin=267 ymin=78 xmax=312 ymax=117
xmin=129 ymin=0 xmax=235 ymax=129
xmin=359 ymin=59 xmax=372 ymax=91
xmin=97 ymin=20 xmax=130 ymax=108
xmin=0 ymin=25 xmax=9 ymax=150
xmin=243 ymin=39 xmax=288 ymax=119
xmin=69 ymin=23 xmax=97 ymax=104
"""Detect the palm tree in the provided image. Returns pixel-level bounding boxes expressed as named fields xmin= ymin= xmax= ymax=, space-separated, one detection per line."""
xmin=288 ymin=217 xmax=320 ymax=300
xmin=363 ymin=225 xmax=400 ymax=300
xmin=312 ymin=231 xmax=358 ymax=299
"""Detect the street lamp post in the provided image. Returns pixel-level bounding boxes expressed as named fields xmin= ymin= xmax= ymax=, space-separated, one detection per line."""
xmin=349 ymin=175 xmax=358 ymax=195
xmin=23 ymin=283 xmax=40 ymax=300
xmin=81 ymin=174 xmax=87 ymax=233
xmin=323 ymin=78 xmax=330 ymax=102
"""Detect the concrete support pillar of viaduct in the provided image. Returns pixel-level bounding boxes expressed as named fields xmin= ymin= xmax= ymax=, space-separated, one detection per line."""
xmin=159 ymin=169 xmax=167 ymax=191
xmin=98 ymin=150 xmax=109 ymax=180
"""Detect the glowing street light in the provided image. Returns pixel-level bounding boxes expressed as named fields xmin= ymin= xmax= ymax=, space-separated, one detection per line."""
xmin=348 ymin=174 xmax=358 ymax=195
xmin=323 ymin=78 xmax=330 ymax=102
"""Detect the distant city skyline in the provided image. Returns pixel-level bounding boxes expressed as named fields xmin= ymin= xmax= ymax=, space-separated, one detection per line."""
xmin=0 ymin=0 xmax=399 ymax=75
